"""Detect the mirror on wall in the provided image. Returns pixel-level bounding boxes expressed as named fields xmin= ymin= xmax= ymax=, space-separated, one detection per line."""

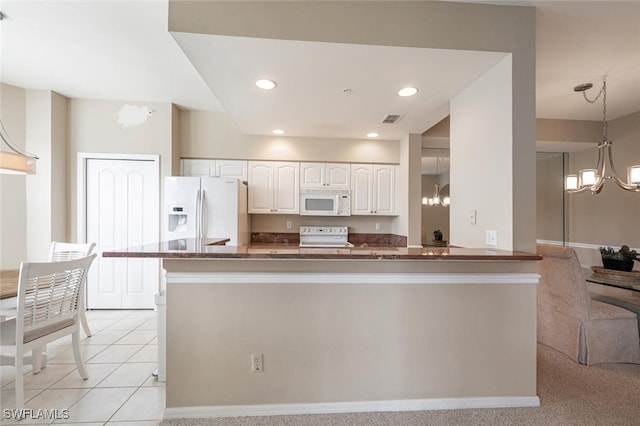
xmin=421 ymin=149 xmax=450 ymax=246
xmin=536 ymin=152 xmax=568 ymax=245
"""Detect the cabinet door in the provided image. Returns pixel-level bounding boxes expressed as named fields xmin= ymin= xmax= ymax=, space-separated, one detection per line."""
xmin=248 ymin=161 xmax=274 ymax=213
xmin=351 ymin=164 xmax=374 ymax=215
xmin=181 ymin=159 xmax=215 ymax=176
xmin=300 ymin=162 xmax=325 ymax=188
xmin=325 ymin=163 xmax=350 ymax=188
xmin=216 ymin=160 xmax=248 ymax=181
xmin=273 ymin=162 xmax=300 ymax=213
xmin=373 ymin=165 xmax=396 ymax=215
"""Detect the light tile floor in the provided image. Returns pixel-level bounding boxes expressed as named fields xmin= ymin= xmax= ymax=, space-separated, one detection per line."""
xmin=0 ymin=310 xmax=163 ymax=425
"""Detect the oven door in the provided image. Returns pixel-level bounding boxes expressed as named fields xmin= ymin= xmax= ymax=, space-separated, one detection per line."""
xmin=300 ymin=194 xmax=339 ymax=216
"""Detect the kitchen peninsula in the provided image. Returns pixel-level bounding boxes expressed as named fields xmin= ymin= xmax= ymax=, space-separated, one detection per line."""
xmin=104 ymin=239 xmax=541 ymax=419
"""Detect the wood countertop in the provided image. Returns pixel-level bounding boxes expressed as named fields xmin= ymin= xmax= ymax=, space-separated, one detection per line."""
xmin=0 ymin=269 xmax=19 ymax=300
xmin=102 ymin=238 xmax=541 ymax=261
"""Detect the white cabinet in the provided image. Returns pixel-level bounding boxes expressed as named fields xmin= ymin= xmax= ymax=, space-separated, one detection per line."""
xmin=351 ymin=164 xmax=397 ymax=215
xmin=216 ymin=160 xmax=248 ymax=181
xmin=248 ymin=161 xmax=299 ymax=214
xmin=181 ymin=159 xmax=248 ymax=181
xmin=181 ymin=159 xmax=215 ymax=177
xmin=300 ymin=162 xmax=350 ymax=189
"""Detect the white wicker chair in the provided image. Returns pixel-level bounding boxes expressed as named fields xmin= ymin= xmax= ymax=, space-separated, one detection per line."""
xmin=0 ymin=254 xmax=96 ymax=411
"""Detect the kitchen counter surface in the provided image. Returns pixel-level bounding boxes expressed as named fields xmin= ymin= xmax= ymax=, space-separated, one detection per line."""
xmin=102 ymin=238 xmax=540 ymax=261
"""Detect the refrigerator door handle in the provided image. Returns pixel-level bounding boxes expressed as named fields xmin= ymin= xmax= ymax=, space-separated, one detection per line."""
xmin=195 ymin=189 xmax=202 ymax=238
xmin=201 ymin=189 xmax=207 ymax=237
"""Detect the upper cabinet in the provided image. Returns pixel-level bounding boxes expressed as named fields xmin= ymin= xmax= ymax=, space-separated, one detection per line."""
xmin=300 ymin=162 xmax=350 ymax=189
xmin=181 ymin=159 xmax=215 ymax=177
xmin=181 ymin=159 xmax=248 ymax=181
xmin=248 ymin=161 xmax=299 ymax=214
xmin=351 ymin=164 xmax=397 ymax=216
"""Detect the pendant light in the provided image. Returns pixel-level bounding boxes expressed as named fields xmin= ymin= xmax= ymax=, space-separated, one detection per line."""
xmin=0 ymin=119 xmax=38 ymax=175
xmin=565 ymin=77 xmax=640 ymax=193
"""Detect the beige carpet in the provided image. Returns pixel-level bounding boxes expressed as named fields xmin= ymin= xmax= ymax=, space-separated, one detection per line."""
xmin=161 ymin=344 xmax=640 ymax=425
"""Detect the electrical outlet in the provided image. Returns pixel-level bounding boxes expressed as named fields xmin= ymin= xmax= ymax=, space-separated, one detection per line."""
xmin=486 ymin=230 xmax=498 ymax=246
xmin=286 ymin=220 xmax=292 ymax=229
xmin=251 ymin=353 xmax=263 ymax=372
xmin=375 ymin=222 xmax=381 ymax=231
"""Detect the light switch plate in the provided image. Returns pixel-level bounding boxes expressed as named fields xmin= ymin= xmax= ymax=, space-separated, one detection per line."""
xmin=469 ymin=210 xmax=477 ymax=225
xmin=486 ymin=230 xmax=498 ymax=246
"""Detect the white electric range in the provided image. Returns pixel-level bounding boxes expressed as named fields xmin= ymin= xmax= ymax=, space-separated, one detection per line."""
xmin=299 ymin=226 xmax=353 ymax=248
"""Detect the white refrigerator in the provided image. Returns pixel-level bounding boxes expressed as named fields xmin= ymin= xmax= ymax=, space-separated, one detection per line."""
xmin=164 ymin=176 xmax=250 ymax=246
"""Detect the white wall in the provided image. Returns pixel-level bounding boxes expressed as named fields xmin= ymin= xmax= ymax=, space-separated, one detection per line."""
xmin=450 ymin=55 xmax=514 ymax=250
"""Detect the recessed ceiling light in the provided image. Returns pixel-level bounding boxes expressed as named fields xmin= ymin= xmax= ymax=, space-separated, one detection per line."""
xmin=398 ymin=87 xmax=418 ymax=97
xmin=367 ymin=132 xmax=379 ymax=138
xmin=272 ymin=129 xmax=285 ymax=135
xmin=256 ymin=79 xmax=277 ymax=90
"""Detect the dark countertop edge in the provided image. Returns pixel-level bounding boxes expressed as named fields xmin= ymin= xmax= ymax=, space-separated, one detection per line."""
xmin=103 ymin=252 xmax=541 ymax=261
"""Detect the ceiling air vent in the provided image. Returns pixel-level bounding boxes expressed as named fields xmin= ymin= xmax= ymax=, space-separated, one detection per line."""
xmin=382 ymin=114 xmax=402 ymax=124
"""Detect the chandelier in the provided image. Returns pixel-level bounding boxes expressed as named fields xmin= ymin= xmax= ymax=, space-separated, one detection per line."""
xmin=422 ymin=183 xmax=450 ymax=207
xmin=565 ymin=77 xmax=640 ymax=193
xmin=0 ymin=119 xmax=38 ymax=175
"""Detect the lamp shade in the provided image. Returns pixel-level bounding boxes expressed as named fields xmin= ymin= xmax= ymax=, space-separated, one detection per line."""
xmin=0 ymin=151 xmax=37 ymax=174
xmin=580 ymin=169 xmax=598 ymax=187
xmin=565 ymin=175 xmax=579 ymax=191
xmin=629 ymin=165 xmax=640 ymax=185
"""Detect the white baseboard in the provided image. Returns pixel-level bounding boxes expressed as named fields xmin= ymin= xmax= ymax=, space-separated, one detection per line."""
xmin=164 ymin=396 xmax=541 ymax=419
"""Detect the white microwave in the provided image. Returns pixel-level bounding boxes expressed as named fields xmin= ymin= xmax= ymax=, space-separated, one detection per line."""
xmin=300 ymin=189 xmax=351 ymax=216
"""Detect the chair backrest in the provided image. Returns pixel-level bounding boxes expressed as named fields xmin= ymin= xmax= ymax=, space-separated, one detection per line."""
xmin=49 ymin=242 xmax=96 ymax=262
xmin=537 ymin=244 xmax=592 ymax=320
xmin=16 ymin=255 xmax=97 ymax=337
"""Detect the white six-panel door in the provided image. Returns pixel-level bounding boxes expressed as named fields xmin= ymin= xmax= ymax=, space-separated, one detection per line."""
xmin=86 ymin=158 xmax=159 ymax=309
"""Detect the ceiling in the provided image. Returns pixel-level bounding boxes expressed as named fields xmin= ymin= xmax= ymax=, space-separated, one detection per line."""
xmin=1 ymin=1 xmax=639 ymax=143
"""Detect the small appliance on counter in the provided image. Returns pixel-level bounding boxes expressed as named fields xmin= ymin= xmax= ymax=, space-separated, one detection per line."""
xmin=299 ymin=226 xmax=353 ymax=248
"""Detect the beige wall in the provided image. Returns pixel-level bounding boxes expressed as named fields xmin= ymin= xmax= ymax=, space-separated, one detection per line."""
xmin=165 ymin=259 xmax=538 ymax=409
xmin=24 ymin=90 xmax=69 ymax=261
xmin=451 ymin=56 xmax=515 ymax=250
xmin=68 ymin=99 xmax=176 ymax=242
xmin=180 ymin=110 xmax=400 ymax=164
xmin=0 ymin=84 xmax=27 ymax=269
xmin=537 ymin=118 xmax=603 ymax=143
xmin=536 ymin=153 xmax=565 ymax=242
